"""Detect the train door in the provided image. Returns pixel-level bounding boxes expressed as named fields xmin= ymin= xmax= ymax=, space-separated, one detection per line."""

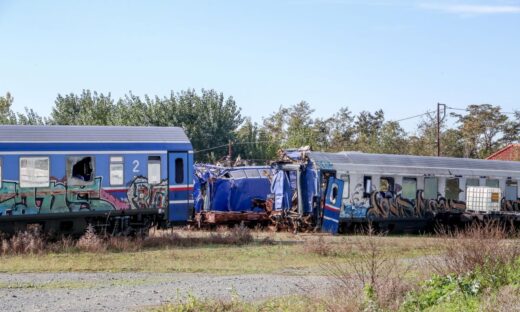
xmin=323 ymin=177 xmax=343 ymax=234
xmin=168 ymin=152 xmax=189 ymax=222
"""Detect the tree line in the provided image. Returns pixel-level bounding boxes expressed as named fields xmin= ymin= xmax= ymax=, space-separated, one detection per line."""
xmin=1 ymin=90 xmax=519 ymax=162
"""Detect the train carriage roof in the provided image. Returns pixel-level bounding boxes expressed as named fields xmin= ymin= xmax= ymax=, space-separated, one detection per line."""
xmin=308 ymin=151 xmax=520 ymax=177
xmin=0 ymin=125 xmax=190 ymax=143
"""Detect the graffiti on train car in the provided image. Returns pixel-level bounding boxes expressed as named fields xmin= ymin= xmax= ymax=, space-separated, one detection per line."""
xmin=0 ymin=176 xmax=169 ymax=216
xmin=127 ymin=176 xmax=168 ymax=210
xmin=344 ymin=180 xmax=468 ymax=220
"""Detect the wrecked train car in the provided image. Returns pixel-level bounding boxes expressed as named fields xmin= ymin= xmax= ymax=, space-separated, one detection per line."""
xmin=193 ymin=165 xmax=273 ymax=226
xmin=271 ymin=150 xmax=520 ymax=233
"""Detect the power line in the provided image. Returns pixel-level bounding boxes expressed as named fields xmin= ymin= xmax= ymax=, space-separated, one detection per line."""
xmin=194 ymin=141 xmax=272 ymax=154
xmin=392 ymin=110 xmax=434 ymax=123
xmin=447 ymin=106 xmax=517 ymax=115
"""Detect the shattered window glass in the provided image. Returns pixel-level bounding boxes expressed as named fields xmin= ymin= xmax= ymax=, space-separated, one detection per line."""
xmin=67 ymin=156 xmax=95 ymax=184
xmin=20 ymin=157 xmax=50 ymax=187
xmin=445 ymin=178 xmax=460 ymax=200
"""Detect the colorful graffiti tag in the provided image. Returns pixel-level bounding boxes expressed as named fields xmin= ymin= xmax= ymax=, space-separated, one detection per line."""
xmin=126 ymin=176 xmax=168 ymax=210
xmin=0 ymin=176 xmax=168 ymax=217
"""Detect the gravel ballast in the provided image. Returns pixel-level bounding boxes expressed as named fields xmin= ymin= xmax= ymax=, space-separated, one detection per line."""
xmin=0 ymin=272 xmax=331 ymax=312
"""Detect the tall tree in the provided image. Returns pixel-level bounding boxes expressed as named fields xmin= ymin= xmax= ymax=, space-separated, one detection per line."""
xmin=286 ymin=101 xmax=315 ymax=148
xmin=451 ymin=104 xmax=509 ymax=158
xmin=50 ymin=90 xmax=115 ymax=125
xmin=0 ymin=92 xmax=17 ymax=124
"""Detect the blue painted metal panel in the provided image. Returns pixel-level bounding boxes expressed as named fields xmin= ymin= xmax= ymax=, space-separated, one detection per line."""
xmin=168 ymin=152 xmax=190 ymax=222
xmin=322 ymin=177 xmax=343 ymax=234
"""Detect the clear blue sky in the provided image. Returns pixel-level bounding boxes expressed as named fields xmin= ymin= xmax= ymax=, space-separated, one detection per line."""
xmin=1 ymin=0 xmax=519 ymax=132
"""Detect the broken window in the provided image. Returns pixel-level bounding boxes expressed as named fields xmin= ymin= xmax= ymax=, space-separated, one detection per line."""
xmin=20 ymin=157 xmax=50 ymax=187
xmin=445 ymin=178 xmax=460 ymax=200
xmin=424 ymin=177 xmax=438 ymax=200
xmin=148 ymin=156 xmax=161 ymax=184
xmin=175 ymin=158 xmax=184 ymax=184
xmin=402 ymin=177 xmax=417 ymax=201
xmin=110 ymin=156 xmax=124 ymax=186
xmin=67 ymin=156 xmax=95 ymax=184
xmin=363 ymin=176 xmax=372 ymax=198
xmin=330 ymin=183 xmax=339 ymax=205
xmin=380 ymin=177 xmax=395 ymax=193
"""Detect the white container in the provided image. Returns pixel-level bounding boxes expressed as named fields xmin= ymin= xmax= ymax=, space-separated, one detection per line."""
xmin=466 ymin=186 xmax=501 ymax=213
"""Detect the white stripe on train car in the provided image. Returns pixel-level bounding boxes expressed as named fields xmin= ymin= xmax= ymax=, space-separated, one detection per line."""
xmin=324 ymin=204 xmax=341 ymax=212
xmin=169 ymin=200 xmax=194 ymax=204
xmin=323 ymin=216 xmax=339 ymax=223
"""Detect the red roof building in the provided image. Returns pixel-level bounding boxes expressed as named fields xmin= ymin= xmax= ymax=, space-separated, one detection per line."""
xmin=486 ymin=144 xmax=520 ymax=161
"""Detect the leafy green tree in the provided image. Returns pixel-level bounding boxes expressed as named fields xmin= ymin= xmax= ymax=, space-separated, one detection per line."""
xmin=286 ymin=101 xmax=315 ymax=148
xmin=352 ymin=110 xmax=385 ymax=153
xmin=501 ymin=111 xmax=520 ymax=146
xmin=50 ymin=90 xmax=115 ymax=125
xmin=451 ymin=104 xmax=509 ymax=158
xmin=328 ymin=107 xmax=355 ymax=151
xmin=0 ymin=92 xmax=17 ymax=124
xmin=377 ymin=121 xmax=408 ymax=154
xmin=16 ymin=108 xmax=46 ymax=125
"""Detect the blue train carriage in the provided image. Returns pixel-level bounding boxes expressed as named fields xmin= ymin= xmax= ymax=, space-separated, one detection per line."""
xmin=0 ymin=125 xmax=194 ymax=235
xmin=272 ymin=150 xmax=520 ymax=234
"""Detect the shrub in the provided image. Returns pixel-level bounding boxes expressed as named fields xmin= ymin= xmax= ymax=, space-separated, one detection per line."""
xmin=76 ymin=225 xmax=106 ymax=253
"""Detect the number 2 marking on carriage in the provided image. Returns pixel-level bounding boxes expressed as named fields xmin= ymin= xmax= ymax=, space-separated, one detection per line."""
xmin=133 ymin=160 xmax=140 ymax=173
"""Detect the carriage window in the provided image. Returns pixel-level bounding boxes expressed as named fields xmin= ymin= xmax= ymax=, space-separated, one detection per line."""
xmin=380 ymin=177 xmax=395 ymax=193
xmin=424 ymin=177 xmax=438 ymax=200
xmin=175 ymin=158 xmax=184 ymax=184
xmin=402 ymin=177 xmax=417 ymax=201
xmin=148 ymin=156 xmax=161 ymax=184
xmin=363 ymin=176 xmax=372 ymax=198
xmin=445 ymin=178 xmax=460 ymax=200
xmin=0 ymin=158 xmax=2 ymax=188
xmin=340 ymin=174 xmax=350 ymax=199
xmin=330 ymin=183 xmax=339 ymax=204
xmin=505 ymin=180 xmax=518 ymax=201
xmin=466 ymin=178 xmax=479 ymax=189
xmin=110 ymin=156 xmax=124 ymax=186
xmin=486 ymin=179 xmax=499 ymax=188
xmin=20 ymin=157 xmax=49 ymax=187
xmin=67 ymin=156 xmax=95 ymax=184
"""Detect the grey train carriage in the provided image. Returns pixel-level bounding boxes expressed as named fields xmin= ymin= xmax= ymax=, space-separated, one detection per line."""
xmin=0 ymin=125 xmax=194 ymax=235
xmin=271 ymin=150 xmax=520 ymax=233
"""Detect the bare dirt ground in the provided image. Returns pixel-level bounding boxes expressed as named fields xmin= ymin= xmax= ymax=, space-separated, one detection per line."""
xmin=0 ymin=272 xmax=331 ymax=312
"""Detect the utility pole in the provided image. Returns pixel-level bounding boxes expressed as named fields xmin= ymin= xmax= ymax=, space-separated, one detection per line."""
xmin=437 ymin=103 xmax=446 ymax=157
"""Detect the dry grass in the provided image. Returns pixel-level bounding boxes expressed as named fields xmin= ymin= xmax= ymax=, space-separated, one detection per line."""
xmin=322 ymin=227 xmax=415 ymax=311
xmin=430 ymin=221 xmax=520 ymax=276
xmin=0 ymin=224 xmax=258 ymax=256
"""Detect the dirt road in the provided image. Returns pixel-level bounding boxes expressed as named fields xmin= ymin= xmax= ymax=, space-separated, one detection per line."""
xmin=0 ymin=272 xmax=330 ymax=311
